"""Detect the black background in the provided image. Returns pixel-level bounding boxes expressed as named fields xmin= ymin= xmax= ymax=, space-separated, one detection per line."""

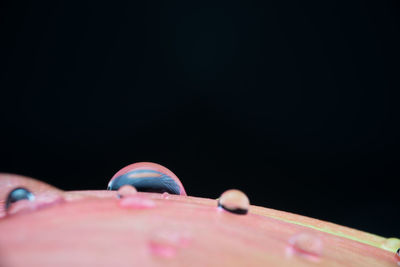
xmin=0 ymin=0 xmax=399 ymax=238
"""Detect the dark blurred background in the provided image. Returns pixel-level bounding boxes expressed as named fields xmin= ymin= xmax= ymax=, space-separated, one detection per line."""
xmin=0 ymin=0 xmax=399 ymax=237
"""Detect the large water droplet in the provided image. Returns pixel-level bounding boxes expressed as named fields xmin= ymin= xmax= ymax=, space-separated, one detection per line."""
xmin=286 ymin=232 xmax=323 ymax=262
xmin=107 ymin=162 xmax=186 ymax=195
xmin=218 ymin=189 xmax=249 ymax=215
xmin=116 ymin=185 xmax=137 ymax=199
xmin=5 ymin=187 xmax=35 ymax=211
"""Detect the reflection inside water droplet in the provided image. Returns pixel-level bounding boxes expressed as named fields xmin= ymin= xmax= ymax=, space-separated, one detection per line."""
xmin=116 ymin=185 xmax=137 ymax=199
xmin=218 ymin=189 xmax=249 ymax=215
xmin=286 ymin=232 xmax=323 ymax=262
xmin=107 ymin=162 xmax=187 ymax=195
xmin=118 ymin=195 xmax=156 ymax=209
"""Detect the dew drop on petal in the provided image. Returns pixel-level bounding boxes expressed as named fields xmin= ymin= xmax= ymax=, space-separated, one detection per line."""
xmin=217 ymin=189 xmax=249 ymax=215
xmin=5 ymin=187 xmax=35 ymax=212
xmin=5 ymin=187 xmax=65 ymax=216
xmin=107 ymin=162 xmax=186 ymax=195
xmin=286 ymin=232 xmax=323 ymax=262
xmin=116 ymin=185 xmax=137 ymax=199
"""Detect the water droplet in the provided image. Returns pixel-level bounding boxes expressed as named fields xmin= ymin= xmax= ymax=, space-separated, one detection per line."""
xmin=5 ymin=188 xmax=64 ymax=215
xmin=148 ymin=241 xmax=177 ymax=259
xmin=5 ymin=187 xmax=35 ymax=211
xmin=118 ymin=195 xmax=156 ymax=209
xmin=381 ymin=237 xmax=400 ymax=252
xmin=107 ymin=162 xmax=186 ymax=195
xmin=218 ymin=189 xmax=249 ymax=215
xmin=162 ymin=192 xmax=170 ymax=199
xmin=286 ymin=232 xmax=323 ymax=262
xmin=116 ymin=185 xmax=137 ymax=198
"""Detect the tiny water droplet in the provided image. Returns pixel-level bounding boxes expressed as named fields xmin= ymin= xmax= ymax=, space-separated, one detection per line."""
xmin=286 ymin=232 xmax=323 ymax=262
xmin=5 ymin=188 xmax=64 ymax=216
xmin=381 ymin=237 xmax=400 ymax=253
xmin=116 ymin=185 xmax=137 ymax=199
xmin=107 ymin=162 xmax=187 ymax=195
xmin=148 ymin=241 xmax=177 ymax=259
xmin=5 ymin=187 xmax=35 ymax=211
xmin=118 ymin=195 xmax=156 ymax=209
xmin=148 ymin=230 xmax=191 ymax=259
xmin=218 ymin=189 xmax=249 ymax=215
xmin=162 ymin=192 xmax=170 ymax=199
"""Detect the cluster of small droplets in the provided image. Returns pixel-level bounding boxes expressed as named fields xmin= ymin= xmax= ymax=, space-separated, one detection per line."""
xmin=108 ymin=163 xmax=400 ymax=265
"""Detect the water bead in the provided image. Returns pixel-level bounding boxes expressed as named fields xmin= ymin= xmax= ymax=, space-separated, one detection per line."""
xmin=218 ymin=189 xmax=249 ymax=215
xmin=108 ymin=162 xmax=186 ymax=195
xmin=5 ymin=187 xmax=35 ymax=211
xmin=4 ymin=187 xmax=65 ymax=216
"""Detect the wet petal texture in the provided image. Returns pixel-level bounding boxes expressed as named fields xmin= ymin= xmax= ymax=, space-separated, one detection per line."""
xmin=116 ymin=185 xmax=137 ymax=199
xmin=108 ymin=162 xmax=186 ymax=195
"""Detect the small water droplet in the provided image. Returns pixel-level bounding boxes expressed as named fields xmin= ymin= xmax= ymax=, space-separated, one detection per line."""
xmin=5 ymin=188 xmax=64 ymax=215
xmin=286 ymin=232 xmax=323 ymax=262
xmin=116 ymin=185 xmax=137 ymax=199
xmin=381 ymin=237 xmax=400 ymax=253
xmin=5 ymin=187 xmax=35 ymax=210
xmin=218 ymin=189 xmax=249 ymax=215
xmin=148 ymin=241 xmax=177 ymax=259
xmin=118 ymin=195 xmax=156 ymax=209
xmin=162 ymin=192 xmax=170 ymax=199
xmin=107 ymin=162 xmax=187 ymax=195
